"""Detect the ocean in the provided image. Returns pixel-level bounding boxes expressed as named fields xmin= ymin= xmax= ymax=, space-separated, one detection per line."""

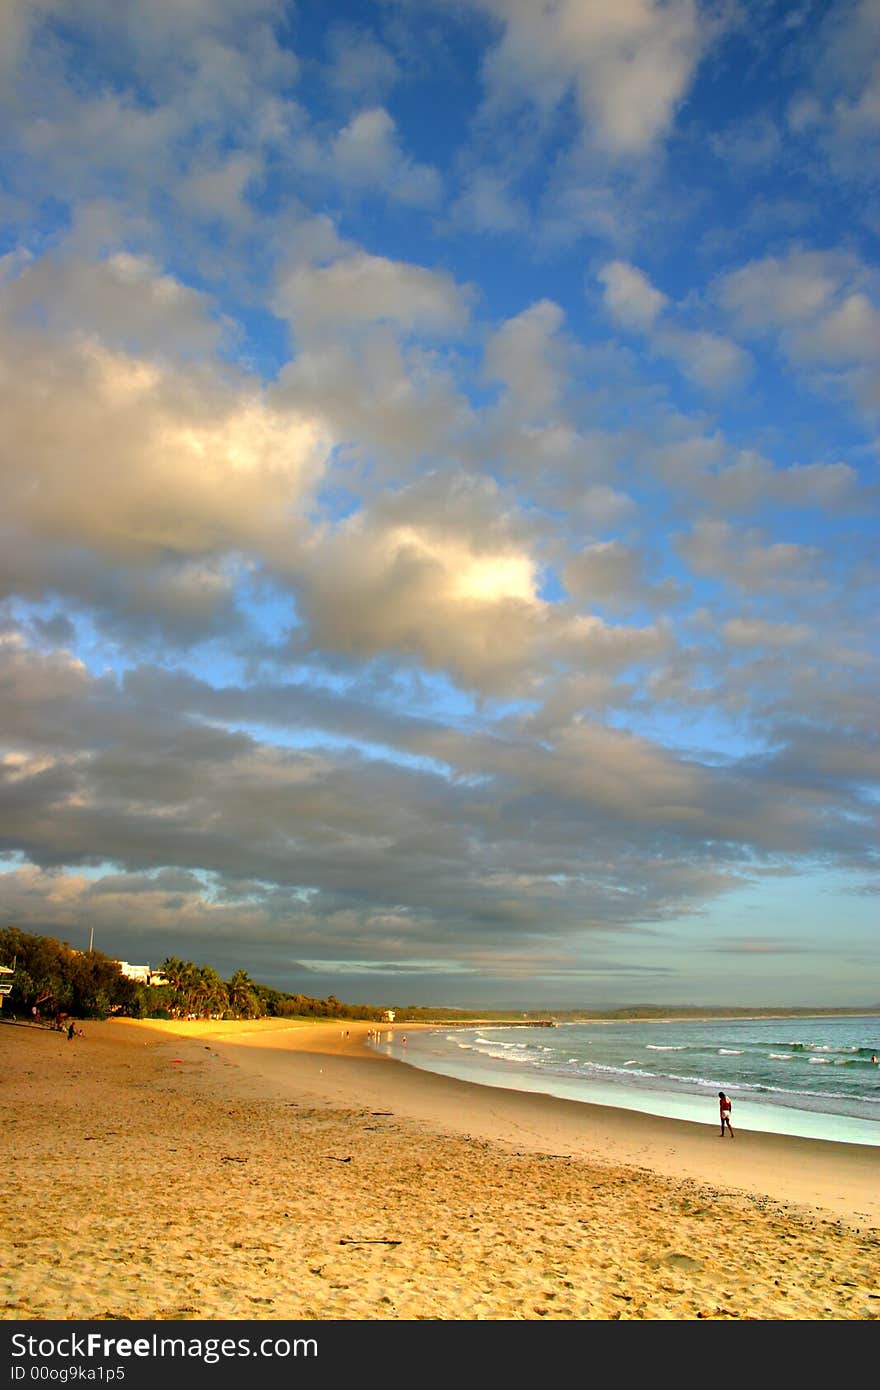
xmin=369 ymin=1013 xmax=880 ymax=1146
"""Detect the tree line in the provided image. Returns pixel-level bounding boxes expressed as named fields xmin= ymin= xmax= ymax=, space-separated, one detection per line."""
xmin=0 ymin=927 xmax=388 ymax=1023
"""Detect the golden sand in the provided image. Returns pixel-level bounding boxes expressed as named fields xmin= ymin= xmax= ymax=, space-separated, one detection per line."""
xmin=1 ymin=1016 xmax=878 ymax=1321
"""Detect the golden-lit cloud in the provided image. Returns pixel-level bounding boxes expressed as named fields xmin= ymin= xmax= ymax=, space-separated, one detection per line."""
xmin=0 ymin=327 xmax=330 ymax=565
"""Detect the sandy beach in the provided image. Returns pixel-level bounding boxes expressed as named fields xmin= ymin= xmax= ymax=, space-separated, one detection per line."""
xmin=1 ymin=1016 xmax=878 ymax=1321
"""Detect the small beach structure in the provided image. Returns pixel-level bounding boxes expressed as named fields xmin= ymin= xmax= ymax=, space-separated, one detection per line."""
xmin=0 ymin=962 xmax=14 ymax=1010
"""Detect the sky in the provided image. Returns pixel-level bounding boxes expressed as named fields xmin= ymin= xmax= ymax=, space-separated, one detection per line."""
xmin=0 ymin=0 xmax=878 ymax=1009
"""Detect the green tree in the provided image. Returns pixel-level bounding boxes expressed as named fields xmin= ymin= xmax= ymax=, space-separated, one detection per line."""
xmin=227 ymin=969 xmax=261 ymax=1019
xmin=195 ymin=964 xmax=228 ymax=1018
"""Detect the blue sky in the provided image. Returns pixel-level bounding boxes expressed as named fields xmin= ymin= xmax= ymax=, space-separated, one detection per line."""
xmin=0 ymin=0 xmax=877 ymax=1008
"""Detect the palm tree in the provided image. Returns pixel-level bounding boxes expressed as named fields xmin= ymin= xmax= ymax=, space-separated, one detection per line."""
xmin=159 ymin=957 xmax=192 ymax=1016
xmin=227 ymin=968 xmax=260 ymax=1019
xmin=192 ymin=964 xmax=227 ymax=1018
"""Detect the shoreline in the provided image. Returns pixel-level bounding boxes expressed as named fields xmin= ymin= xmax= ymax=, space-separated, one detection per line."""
xmin=194 ymin=1018 xmax=880 ymax=1229
xmin=2 ymin=1015 xmax=879 ymax=1320
xmin=378 ymin=1015 xmax=880 ymax=1147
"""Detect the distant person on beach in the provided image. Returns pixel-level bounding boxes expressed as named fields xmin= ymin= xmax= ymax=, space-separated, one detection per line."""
xmin=718 ymin=1091 xmax=734 ymax=1138
xmin=872 ymin=1054 xmax=878 ymax=1065
xmin=67 ymin=1022 xmax=75 ymax=1040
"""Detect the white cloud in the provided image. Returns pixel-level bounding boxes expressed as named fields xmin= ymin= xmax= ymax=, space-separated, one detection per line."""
xmin=677 ymin=520 xmax=823 ymax=595
xmin=475 ymin=0 xmax=709 ymax=156
xmin=275 ymin=326 xmax=470 ymax=469
xmin=0 ymin=324 xmax=328 ymax=578
xmin=652 ymin=435 xmax=862 ymax=513
xmin=576 ymin=485 xmax=638 ymax=531
xmin=325 ymin=24 xmax=400 ymax=101
xmin=3 ymin=249 xmax=226 ymax=357
xmin=293 ymin=498 xmax=543 ymax=692
xmin=599 ymin=260 xmax=667 ymax=330
xmin=0 ymin=0 xmax=57 ymax=82
xmin=719 ymin=250 xmax=851 ymax=331
xmin=654 ymin=326 xmax=751 ymax=390
xmin=452 ymin=171 xmax=529 ymax=235
xmin=717 ymin=247 xmax=880 ymax=410
xmin=792 ymin=292 xmax=880 ymax=364
xmin=275 ymin=250 xmax=469 ymax=339
xmin=723 ymin=617 xmax=811 ymax=648
xmin=185 ymin=151 xmax=262 ymax=223
xmin=785 ymin=0 xmax=880 ymax=179
xmin=564 ymin=540 xmax=676 ymax=613
xmin=483 ymin=300 xmax=569 ymax=420
xmin=280 ymin=469 xmax=673 ymax=695
xmin=328 ymin=107 xmax=442 ymax=206
xmin=3 ymin=0 xmax=299 ymax=266
xmin=599 ymin=260 xmax=750 ymax=390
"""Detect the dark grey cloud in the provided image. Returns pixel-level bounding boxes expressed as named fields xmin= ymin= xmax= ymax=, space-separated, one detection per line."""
xmin=0 ymin=634 xmax=875 ymax=997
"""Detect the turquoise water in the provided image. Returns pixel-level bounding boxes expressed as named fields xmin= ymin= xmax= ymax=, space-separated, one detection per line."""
xmin=370 ymin=1014 xmax=880 ymax=1146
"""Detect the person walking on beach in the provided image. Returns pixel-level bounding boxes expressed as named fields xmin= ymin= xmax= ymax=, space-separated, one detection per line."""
xmin=718 ymin=1091 xmax=734 ymax=1138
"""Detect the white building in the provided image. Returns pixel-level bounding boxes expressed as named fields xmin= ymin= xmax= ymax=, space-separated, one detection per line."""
xmin=116 ymin=961 xmax=168 ymax=987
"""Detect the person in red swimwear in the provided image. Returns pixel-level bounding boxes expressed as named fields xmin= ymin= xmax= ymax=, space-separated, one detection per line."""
xmin=718 ymin=1091 xmax=734 ymax=1137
